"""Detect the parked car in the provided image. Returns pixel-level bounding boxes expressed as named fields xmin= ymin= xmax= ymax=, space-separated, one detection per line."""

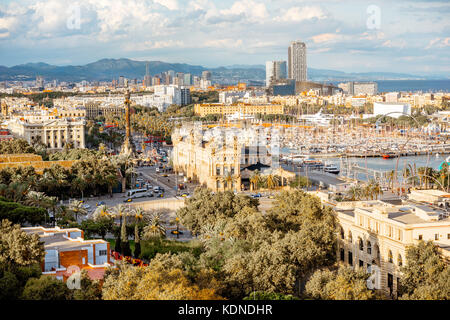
xmin=96 ymin=201 xmax=106 ymax=207
xmin=251 ymin=193 xmax=262 ymax=198
xmin=180 ymin=192 xmax=189 ymax=197
xmin=123 ymin=198 xmax=133 ymax=203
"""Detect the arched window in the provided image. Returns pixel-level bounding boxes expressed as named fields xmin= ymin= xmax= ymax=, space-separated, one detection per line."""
xmin=348 ymin=231 xmax=353 ymax=243
xmin=398 ymin=254 xmax=403 ymax=266
xmin=359 ymin=238 xmax=364 ymax=251
xmin=388 ymin=250 xmax=393 ymax=263
xmin=367 ymin=241 xmax=372 ymax=254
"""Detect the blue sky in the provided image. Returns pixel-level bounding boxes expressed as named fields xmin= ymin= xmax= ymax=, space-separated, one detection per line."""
xmin=0 ymin=0 xmax=449 ymax=75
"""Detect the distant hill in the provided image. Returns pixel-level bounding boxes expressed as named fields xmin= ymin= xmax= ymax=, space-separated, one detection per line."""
xmin=0 ymin=58 xmax=446 ymax=82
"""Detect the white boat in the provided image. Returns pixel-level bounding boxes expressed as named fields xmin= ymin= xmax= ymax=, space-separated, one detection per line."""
xmin=324 ymin=164 xmax=340 ymax=174
xmin=298 ymin=109 xmax=333 ymax=126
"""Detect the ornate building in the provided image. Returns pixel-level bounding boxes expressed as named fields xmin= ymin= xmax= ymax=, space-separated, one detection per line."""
xmin=311 ymin=191 xmax=450 ymax=298
xmin=172 ymin=128 xmax=242 ymax=192
xmin=7 ymin=118 xmax=85 ymax=150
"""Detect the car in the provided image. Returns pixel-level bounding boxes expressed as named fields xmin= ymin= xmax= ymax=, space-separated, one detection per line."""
xmin=180 ymin=192 xmax=189 ymax=197
xmin=162 ymin=174 xmax=168 ymax=177
xmin=123 ymin=198 xmax=133 ymax=203
xmin=82 ymin=204 xmax=91 ymax=209
xmin=158 ymin=193 xmax=164 ymax=198
xmin=96 ymin=201 xmax=106 ymax=207
xmin=155 ymin=168 xmax=160 ymax=173
xmin=268 ymin=195 xmax=275 ymax=199
xmin=251 ymin=193 xmax=262 ymax=198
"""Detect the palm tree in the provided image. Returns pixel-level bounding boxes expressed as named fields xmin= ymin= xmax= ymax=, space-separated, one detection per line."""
xmin=250 ymin=170 xmax=261 ymax=191
xmin=131 ymin=207 xmax=145 ymax=258
xmin=71 ymin=176 xmax=87 ymax=200
xmin=92 ymin=204 xmax=111 ymax=221
xmin=222 ymin=174 xmax=234 ymax=190
xmin=387 ymin=170 xmax=396 ymax=192
xmin=346 ymin=184 xmax=363 ymax=201
xmin=111 ymin=204 xmax=129 ymax=226
xmin=24 ymin=191 xmax=46 ymax=207
xmin=265 ymin=174 xmax=279 ymax=190
xmin=68 ymin=200 xmax=88 ymax=222
xmin=142 ymin=211 xmax=166 ymax=240
xmin=104 ymin=174 xmax=118 ymax=198
xmin=371 ymin=180 xmax=383 ymax=200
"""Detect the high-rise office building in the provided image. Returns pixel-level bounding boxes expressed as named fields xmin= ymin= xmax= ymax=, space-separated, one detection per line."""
xmin=265 ymin=61 xmax=287 ymax=87
xmin=288 ymin=41 xmax=307 ymax=82
xmin=202 ymin=71 xmax=212 ymax=81
xmin=181 ymin=87 xmax=192 ymax=106
xmin=36 ymin=76 xmax=44 ymax=88
xmin=118 ymin=76 xmax=125 ymax=87
xmin=184 ymin=73 xmax=192 ymax=86
xmin=144 ymin=63 xmax=152 ymax=87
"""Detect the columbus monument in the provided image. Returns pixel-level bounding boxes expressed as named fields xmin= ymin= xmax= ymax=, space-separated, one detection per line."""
xmin=120 ymin=90 xmax=137 ymax=157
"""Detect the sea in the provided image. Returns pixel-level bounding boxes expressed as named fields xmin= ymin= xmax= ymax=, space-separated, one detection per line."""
xmin=281 ymin=149 xmax=449 ymax=182
xmin=375 ymin=80 xmax=450 ymax=93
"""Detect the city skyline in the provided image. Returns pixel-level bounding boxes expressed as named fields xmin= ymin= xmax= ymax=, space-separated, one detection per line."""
xmin=0 ymin=0 xmax=449 ymax=76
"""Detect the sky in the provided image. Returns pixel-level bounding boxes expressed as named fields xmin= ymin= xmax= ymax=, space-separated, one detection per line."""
xmin=0 ymin=0 xmax=449 ymax=75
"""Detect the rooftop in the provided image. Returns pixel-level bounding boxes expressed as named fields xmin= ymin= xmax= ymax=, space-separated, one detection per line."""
xmin=22 ymin=226 xmax=106 ymax=252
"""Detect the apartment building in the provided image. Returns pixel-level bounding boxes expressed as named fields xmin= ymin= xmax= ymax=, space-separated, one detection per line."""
xmin=22 ymin=226 xmax=111 ymax=281
xmin=194 ymin=103 xmax=284 ymax=117
xmin=323 ymin=196 xmax=450 ymax=297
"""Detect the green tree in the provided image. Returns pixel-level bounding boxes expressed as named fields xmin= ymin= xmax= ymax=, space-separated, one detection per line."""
xmin=305 ymin=266 xmax=374 ymax=300
xmin=21 ymin=275 xmax=72 ymax=300
xmin=72 ymin=270 xmax=102 ymax=300
xmin=398 ymin=241 xmax=450 ymax=300
xmin=0 ymin=219 xmax=45 ymax=266
xmin=177 ymin=187 xmax=258 ymax=236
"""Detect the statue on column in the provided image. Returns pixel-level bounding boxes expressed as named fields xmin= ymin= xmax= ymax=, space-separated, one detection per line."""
xmin=120 ymin=90 xmax=137 ymax=157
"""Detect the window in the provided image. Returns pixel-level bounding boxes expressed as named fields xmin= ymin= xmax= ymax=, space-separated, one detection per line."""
xmin=367 ymin=241 xmax=372 ymax=255
xmin=359 ymin=238 xmax=364 ymax=251
xmin=348 ymin=251 xmax=353 ymax=266
xmin=340 ymin=228 xmax=345 ymax=240
xmin=448 ymin=234 xmax=450 ymax=240
xmin=216 ymin=166 xmax=220 ymax=176
xmin=359 ymin=260 xmax=364 ymax=268
xmin=418 ymin=234 xmax=423 ymax=240
xmin=435 ymin=234 xmax=439 ymax=240
xmin=340 ymin=248 xmax=345 ymax=262
xmin=348 ymin=231 xmax=353 ymax=243
xmin=388 ymin=250 xmax=393 ymax=263
xmin=398 ymin=254 xmax=403 ymax=267
xmin=99 ymin=250 xmax=107 ymax=256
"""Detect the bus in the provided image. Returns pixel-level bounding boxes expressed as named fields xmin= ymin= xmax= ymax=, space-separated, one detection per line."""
xmin=127 ymin=189 xmax=152 ymax=199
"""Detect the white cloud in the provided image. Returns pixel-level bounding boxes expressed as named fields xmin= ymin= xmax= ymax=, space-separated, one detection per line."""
xmin=310 ymin=33 xmax=343 ymax=43
xmin=381 ymin=39 xmax=407 ymax=49
xmin=126 ymin=39 xmax=184 ymax=51
xmin=425 ymin=37 xmax=450 ymax=49
xmin=275 ymin=6 xmax=327 ymax=22
xmin=203 ymin=38 xmax=243 ymax=48
xmin=154 ymin=0 xmax=179 ymax=11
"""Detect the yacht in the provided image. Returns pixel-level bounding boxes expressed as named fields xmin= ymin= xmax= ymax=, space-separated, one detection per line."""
xmin=324 ymin=164 xmax=340 ymax=174
xmin=298 ymin=109 xmax=333 ymax=126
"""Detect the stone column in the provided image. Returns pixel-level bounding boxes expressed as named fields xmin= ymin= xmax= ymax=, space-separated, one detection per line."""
xmin=50 ymin=129 xmax=55 ymax=149
xmin=57 ymin=129 xmax=62 ymax=149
